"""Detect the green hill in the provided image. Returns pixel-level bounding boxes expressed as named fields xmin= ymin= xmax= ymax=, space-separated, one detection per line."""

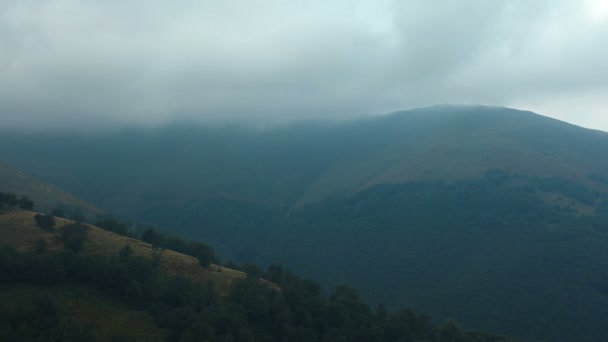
xmin=0 ymin=162 xmax=101 ymax=216
xmin=0 ymin=208 xmax=247 ymax=340
xmin=3 ymin=106 xmax=608 ymax=212
xmin=0 ymin=209 xmax=251 ymax=292
xmin=0 ymin=206 xmax=514 ymax=341
xmin=2 ymin=105 xmax=608 ymax=341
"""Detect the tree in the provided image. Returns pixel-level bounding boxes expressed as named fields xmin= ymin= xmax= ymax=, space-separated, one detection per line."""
xmin=61 ymin=223 xmax=89 ymax=252
xmin=35 ymin=239 xmax=48 ymax=254
xmin=71 ymin=210 xmax=86 ymax=223
xmin=49 ymin=208 xmax=66 ymax=218
xmin=95 ymin=218 xmax=128 ymax=236
xmin=242 ymin=263 xmax=263 ymax=280
xmin=141 ymin=228 xmax=162 ymax=245
xmin=3 ymin=192 xmax=18 ymax=208
xmin=376 ymin=304 xmax=388 ymax=324
xmin=440 ymin=319 xmax=465 ymax=342
xmin=18 ymin=196 xmax=34 ymax=210
xmin=119 ymin=245 xmax=134 ymax=259
xmin=34 ymin=214 xmax=56 ymax=231
xmin=190 ymin=242 xmax=215 ymax=267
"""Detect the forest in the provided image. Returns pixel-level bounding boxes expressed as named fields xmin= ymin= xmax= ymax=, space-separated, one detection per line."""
xmin=0 ymin=209 xmax=513 ymax=341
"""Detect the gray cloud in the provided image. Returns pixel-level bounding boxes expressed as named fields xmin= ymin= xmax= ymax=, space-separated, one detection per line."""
xmin=1 ymin=0 xmax=607 ymax=131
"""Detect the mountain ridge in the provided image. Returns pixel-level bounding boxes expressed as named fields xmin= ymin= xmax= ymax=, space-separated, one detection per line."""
xmin=2 ymin=105 xmax=608 ymax=340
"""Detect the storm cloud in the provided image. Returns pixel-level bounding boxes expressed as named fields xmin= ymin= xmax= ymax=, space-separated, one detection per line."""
xmin=1 ymin=0 xmax=607 ymax=130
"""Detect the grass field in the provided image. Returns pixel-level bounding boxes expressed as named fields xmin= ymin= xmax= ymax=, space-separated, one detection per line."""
xmin=0 ymin=209 xmax=276 ymax=296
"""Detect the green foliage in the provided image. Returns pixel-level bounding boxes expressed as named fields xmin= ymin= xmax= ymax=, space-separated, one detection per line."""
xmin=533 ymin=176 xmax=596 ymax=205
xmin=242 ymin=263 xmax=263 ymax=279
xmin=95 ymin=217 xmax=129 ymax=236
xmin=0 ymin=192 xmax=18 ymax=209
xmin=17 ymin=196 xmax=34 ymax=210
xmin=119 ymin=245 xmax=134 ymax=259
xmin=191 ymin=241 xmax=214 ymax=267
xmin=141 ymin=227 xmax=218 ymax=266
xmin=0 ymin=192 xmax=34 ymax=211
xmin=49 ymin=207 xmax=66 ymax=218
xmin=4 ymin=107 xmax=608 ymax=341
xmin=71 ymin=210 xmax=86 ymax=224
xmin=34 ymin=213 xmax=56 ymax=231
xmin=254 ymin=173 xmax=608 ymax=342
xmin=0 ymin=246 xmax=513 ymax=342
xmin=0 ymin=295 xmax=63 ymax=341
xmin=61 ymin=222 xmax=89 ymax=252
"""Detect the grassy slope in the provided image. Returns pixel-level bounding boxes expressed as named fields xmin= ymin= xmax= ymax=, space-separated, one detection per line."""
xmin=0 ymin=162 xmax=102 ymax=215
xmin=0 ymin=209 xmax=256 ymax=294
xmin=297 ymin=106 xmax=608 ymax=206
xmin=0 ymin=209 xmax=280 ymax=340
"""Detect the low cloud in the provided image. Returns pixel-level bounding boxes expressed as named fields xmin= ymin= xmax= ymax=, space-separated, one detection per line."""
xmin=1 ymin=0 xmax=607 ymax=130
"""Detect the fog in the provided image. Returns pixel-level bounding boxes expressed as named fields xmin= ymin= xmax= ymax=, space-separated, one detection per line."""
xmin=1 ymin=0 xmax=607 ymax=131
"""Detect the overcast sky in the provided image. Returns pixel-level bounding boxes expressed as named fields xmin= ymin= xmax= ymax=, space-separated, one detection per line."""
xmin=1 ymin=0 xmax=607 ymax=131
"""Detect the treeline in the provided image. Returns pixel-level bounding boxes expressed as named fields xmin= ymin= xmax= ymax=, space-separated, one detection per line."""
xmin=14 ymin=197 xmax=219 ymax=268
xmin=0 ymin=192 xmax=33 ymax=211
xmin=0 ymin=246 xmax=513 ymax=342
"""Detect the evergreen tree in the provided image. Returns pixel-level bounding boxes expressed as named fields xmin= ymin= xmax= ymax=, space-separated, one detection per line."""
xmin=18 ymin=196 xmax=34 ymax=210
xmin=61 ymin=223 xmax=89 ymax=252
xmin=34 ymin=214 xmax=56 ymax=231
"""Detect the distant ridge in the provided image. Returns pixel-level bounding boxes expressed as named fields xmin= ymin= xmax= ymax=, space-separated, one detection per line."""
xmin=0 ymin=162 xmax=101 ymax=215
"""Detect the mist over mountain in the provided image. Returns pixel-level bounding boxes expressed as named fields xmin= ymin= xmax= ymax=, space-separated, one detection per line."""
xmin=3 ymin=1 xmax=608 ymax=340
xmin=2 ymin=1 xmax=608 ymax=131
xmin=3 ymin=105 xmax=608 ymax=341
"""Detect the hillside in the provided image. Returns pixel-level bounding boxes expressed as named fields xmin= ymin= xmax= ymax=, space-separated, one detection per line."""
xmin=0 ymin=284 xmax=163 ymax=341
xmin=2 ymin=105 xmax=608 ymax=340
xmin=0 ymin=208 xmax=514 ymax=341
xmin=0 ymin=208 xmax=243 ymax=340
xmin=0 ymin=209 xmax=250 ymax=294
xmin=2 ymin=106 xmax=608 ymax=212
xmin=0 ymin=162 xmax=101 ymax=216
xmin=296 ymin=105 xmax=608 ymax=204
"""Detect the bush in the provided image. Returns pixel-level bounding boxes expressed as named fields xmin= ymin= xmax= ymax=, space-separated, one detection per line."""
xmin=18 ymin=196 xmax=34 ymax=210
xmin=95 ymin=218 xmax=129 ymax=236
xmin=34 ymin=214 xmax=56 ymax=231
xmin=61 ymin=223 xmax=89 ymax=252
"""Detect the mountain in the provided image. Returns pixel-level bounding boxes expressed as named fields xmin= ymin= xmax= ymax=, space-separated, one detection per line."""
xmin=295 ymin=105 xmax=608 ymax=204
xmin=2 ymin=105 xmax=608 ymax=341
xmin=0 ymin=209 xmax=248 ymax=283
xmin=0 ymin=208 xmax=245 ymax=340
xmin=2 ymin=106 xmax=608 ymax=211
xmin=0 ymin=206 xmax=514 ymax=341
xmin=0 ymin=162 xmax=101 ymax=216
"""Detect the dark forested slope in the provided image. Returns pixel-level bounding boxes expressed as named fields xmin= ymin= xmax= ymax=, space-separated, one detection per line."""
xmin=2 ymin=105 xmax=608 ymax=341
xmin=0 ymin=202 xmax=513 ymax=341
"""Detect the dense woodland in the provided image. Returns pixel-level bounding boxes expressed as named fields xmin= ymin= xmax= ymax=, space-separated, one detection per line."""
xmin=0 ymin=195 xmax=513 ymax=341
xmin=0 ymin=247 xmax=515 ymax=342
xmin=4 ymin=174 xmax=608 ymax=340
xmin=118 ymin=171 xmax=608 ymax=341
